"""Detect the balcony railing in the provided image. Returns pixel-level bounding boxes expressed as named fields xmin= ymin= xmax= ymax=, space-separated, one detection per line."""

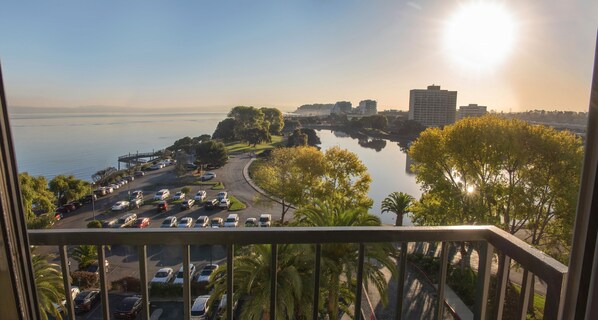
xmin=28 ymin=226 xmax=567 ymax=320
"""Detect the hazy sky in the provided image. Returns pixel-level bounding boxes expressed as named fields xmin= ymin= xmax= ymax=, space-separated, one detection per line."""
xmin=1 ymin=0 xmax=597 ymax=112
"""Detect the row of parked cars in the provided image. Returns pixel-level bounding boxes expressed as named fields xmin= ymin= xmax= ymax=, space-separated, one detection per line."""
xmin=154 ymin=189 xmax=232 ymax=212
xmin=159 ymin=213 xmax=272 ymax=228
xmin=94 ymin=175 xmax=136 ymax=197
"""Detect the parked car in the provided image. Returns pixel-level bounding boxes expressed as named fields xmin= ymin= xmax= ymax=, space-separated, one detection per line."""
xmin=113 ymin=213 xmax=137 ymax=228
xmin=157 ymin=200 xmax=168 ymax=213
xmin=200 ymin=172 xmax=216 ymax=181
xmin=216 ymin=191 xmax=228 ymax=200
xmin=81 ymin=194 xmax=97 ymax=204
xmin=94 ymin=187 xmax=107 ymax=197
xmin=217 ymin=294 xmax=238 ymax=317
xmin=195 ymin=216 xmax=209 ymax=228
xmin=259 ymin=214 xmax=272 ymax=227
xmin=104 ymin=186 xmax=114 ymax=194
xmin=129 ymin=190 xmax=143 ymax=201
xmin=134 ymin=171 xmax=145 ymax=177
xmin=54 ymin=212 xmax=63 ymax=220
xmin=102 ymin=219 xmax=117 ymax=228
xmin=111 ymin=201 xmax=130 ymax=212
xmin=129 ymin=197 xmax=143 ymax=208
xmin=224 ymin=214 xmax=239 ymax=227
xmin=194 ymin=190 xmax=207 ymax=202
xmin=153 ymin=189 xmax=170 ymax=200
xmin=245 ymin=218 xmax=258 ymax=227
xmin=177 ymin=217 xmax=193 ymax=228
xmin=196 ymin=264 xmax=218 ymax=283
xmin=180 ymin=199 xmax=195 ymax=210
xmin=161 ymin=216 xmax=177 ymax=228
xmin=132 ymin=217 xmax=150 ymax=228
xmin=148 ymin=164 xmax=161 ymax=170
xmin=56 ymin=206 xmax=71 ymax=214
xmin=190 ymin=295 xmax=211 ymax=320
xmin=173 ymin=191 xmax=186 ymax=200
xmin=219 ymin=198 xmax=231 ymax=209
xmin=110 ymin=183 xmax=120 ymax=190
xmin=86 ymin=260 xmax=109 ymax=274
xmin=69 ymin=201 xmax=83 ymax=209
xmin=173 ymin=264 xmax=196 ymax=285
xmin=74 ymin=290 xmax=100 ymax=313
xmin=204 ymin=199 xmax=219 ymax=210
xmin=210 ymin=217 xmax=223 ymax=228
xmin=123 ymin=175 xmax=134 ymax=182
xmin=113 ymin=296 xmax=142 ymax=319
xmin=186 ymin=163 xmax=198 ymax=170
xmin=150 ymin=267 xmax=174 ymax=284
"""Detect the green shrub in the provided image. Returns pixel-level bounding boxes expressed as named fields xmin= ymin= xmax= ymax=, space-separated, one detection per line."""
xmin=228 ymin=195 xmax=246 ymax=211
xmin=211 ymin=182 xmax=225 ymax=190
xmin=87 ymin=220 xmax=103 ymax=228
xmin=71 ymin=271 xmax=99 ymax=289
xmin=149 ymin=283 xmax=182 ymax=297
xmin=448 ymin=267 xmax=477 ymax=306
xmin=181 ymin=187 xmax=191 ymax=194
xmin=111 ymin=276 xmax=141 ymax=292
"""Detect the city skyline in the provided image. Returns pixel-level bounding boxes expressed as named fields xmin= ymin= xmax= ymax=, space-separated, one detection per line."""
xmin=1 ymin=0 xmax=597 ymax=112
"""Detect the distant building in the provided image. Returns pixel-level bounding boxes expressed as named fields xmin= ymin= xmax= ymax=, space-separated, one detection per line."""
xmin=408 ymin=85 xmax=457 ymax=127
xmin=332 ymin=101 xmax=352 ymax=114
xmin=458 ymin=104 xmax=487 ymax=119
xmin=358 ymin=100 xmax=377 ymax=115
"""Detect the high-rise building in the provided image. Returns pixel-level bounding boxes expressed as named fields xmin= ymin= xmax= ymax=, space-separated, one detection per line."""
xmin=458 ymin=104 xmax=487 ymax=119
xmin=331 ymin=101 xmax=352 ymax=114
xmin=408 ymin=85 xmax=457 ymax=127
xmin=358 ymin=100 xmax=377 ymax=115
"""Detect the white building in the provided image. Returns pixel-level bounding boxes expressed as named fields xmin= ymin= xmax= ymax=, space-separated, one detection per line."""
xmin=408 ymin=85 xmax=457 ymax=127
xmin=458 ymin=104 xmax=487 ymax=119
xmin=358 ymin=100 xmax=377 ymax=115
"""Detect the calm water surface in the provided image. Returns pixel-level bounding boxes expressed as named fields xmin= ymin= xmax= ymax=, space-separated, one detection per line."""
xmin=10 ymin=113 xmax=420 ymax=224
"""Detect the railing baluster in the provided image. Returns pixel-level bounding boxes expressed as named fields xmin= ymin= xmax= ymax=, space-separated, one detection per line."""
xmin=227 ymin=244 xmax=234 ymax=320
xmin=97 ymin=245 xmax=109 ymax=320
xmin=313 ymin=244 xmax=322 ymax=320
xmin=494 ymin=255 xmax=510 ymax=320
xmin=183 ymin=245 xmax=191 ymax=320
xmin=138 ymin=245 xmax=150 ymax=320
xmin=58 ymin=245 xmax=75 ymax=320
xmin=518 ymin=269 xmax=533 ymax=320
xmin=436 ymin=242 xmax=449 ymax=320
xmin=395 ymin=242 xmax=408 ymax=320
xmin=544 ymin=272 xmax=566 ymax=320
xmin=270 ymin=244 xmax=278 ymax=320
xmin=474 ymin=241 xmax=493 ymax=320
xmin=355 ymin=243 xmax=365 ymax=320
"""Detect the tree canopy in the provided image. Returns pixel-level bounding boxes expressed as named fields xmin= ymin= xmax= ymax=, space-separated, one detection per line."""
xmin=261 ymin=107 xmax=285 ymax=135
xmin=409 ymin=116 xmax=583 ymax=261
xmin=49 ymin=175 xmax=91 ymax=205
xmin=195 ymin=140 xmax=228 ymax=168
xmin=19 ymin=173 xmax=56 ymax=228
xmin=213 ymin=106 xmax=284 ymax=144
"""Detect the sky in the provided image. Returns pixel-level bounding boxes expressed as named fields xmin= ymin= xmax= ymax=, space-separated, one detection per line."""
xmin=0 ymin=0 xmax=597 ymax=112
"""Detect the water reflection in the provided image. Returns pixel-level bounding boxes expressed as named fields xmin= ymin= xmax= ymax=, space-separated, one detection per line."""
xmin=358 ymin=139 xmax=387 ymax=152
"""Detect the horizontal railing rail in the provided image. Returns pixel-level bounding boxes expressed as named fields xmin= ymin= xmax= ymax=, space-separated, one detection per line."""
xmin=28 ymin=226 xmax=567 ymax=320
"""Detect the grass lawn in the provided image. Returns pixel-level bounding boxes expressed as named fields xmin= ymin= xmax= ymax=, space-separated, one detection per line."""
xmin=512 ymin=283 xmax=546 ymax=317
xmin=191 ymin=180 xmax=219 ymax=186
xmin=211 ymin=182 xmax=225 ymax=190
xmin=228 ymin=195 xmax=246 ymax=211
xmin=225 ymin=135 xmax=284 ymax=154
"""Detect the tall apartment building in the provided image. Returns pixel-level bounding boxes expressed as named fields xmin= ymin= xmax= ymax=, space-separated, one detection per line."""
xmin=408 ymin=85 xmax=457 ymax=127
xmin=358 ymin=99 xmax=377 ymax=115
xmin=458 ymin=104 xmax=487 ymax=119
xmin=331 ymin=101 xmax=352 ymax=114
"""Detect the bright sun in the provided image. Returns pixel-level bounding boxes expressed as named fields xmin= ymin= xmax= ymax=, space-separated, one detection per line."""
xmin=444 ymin=2 xmax=516 ymax=71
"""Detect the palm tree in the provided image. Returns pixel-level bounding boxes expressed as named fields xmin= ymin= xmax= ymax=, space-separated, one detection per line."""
xmin=70 ymin=245 xmax=97 ymax=270
xmin=381 ymin=192 xmax=414 ymax=226
xmin=32 ymin=251 xmax=65 ymax=320
xmin=295 ymin=200 xmax=397 ymax=319
xmin=209 ymin=244 xmax=313 ymax=320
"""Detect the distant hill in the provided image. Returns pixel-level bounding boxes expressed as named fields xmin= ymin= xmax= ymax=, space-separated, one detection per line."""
xmin=294 ymin=103 xmax=334 ymax=115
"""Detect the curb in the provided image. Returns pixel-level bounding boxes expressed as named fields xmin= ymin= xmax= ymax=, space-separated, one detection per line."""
xmin=241 ymin=156 xmax=295 ymax=209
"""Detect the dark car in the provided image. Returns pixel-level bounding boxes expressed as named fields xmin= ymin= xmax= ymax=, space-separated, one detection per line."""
xmin=80 ymin=194 xmax=97 ymax=204
xmin=69 ymin=201 xmax=83 ymax=209
xmin=113 ymin=296 xmax=142 ymax=319
xmin=56 ymin=204 xmax=74 ymax=214
xmin=157 ymin=201 xmax=168 ymax=213
xmin=204 ymin=198 xmax=219 ymax=210
xmin=74 ymin=290 xmax=100 ymax=313
xmin=180 ymin=199 xmax=195 ymax=210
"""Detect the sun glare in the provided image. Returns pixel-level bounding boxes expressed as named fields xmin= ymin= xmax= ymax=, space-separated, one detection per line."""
xmin=444 ymin=2 xmax=516 ymax=71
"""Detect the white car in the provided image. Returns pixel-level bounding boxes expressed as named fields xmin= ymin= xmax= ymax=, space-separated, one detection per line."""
xmin=161 ymin=216 xmax=177 ymax=228
xmin=194 ymin=190 xmax=207 ymax=202
xmin=178 ymin=217 xmax=193 ymax=228
xmin=191 ymin=295 xmax=210 ymax=320
xmin=196 ymin=264 xmax=218 ymax=283
xmin=173 ymin=191 xmax=186 ymax=200
xmin=245 ymin=218 xmax=258 ymax=227
xmin=153 ymin=189 xmax=170 ymax=201
xmin=200 ymin=172 xmax=216 ymax=181
xmin=224 ymin=214 xmax=239 ymax=227
xmin=259 ymin=214 xmax=272 ymax=227
xmin=219 ymin=198 xmax=231 ymax=209
xmin=194 ymin=216 xmax=209 ymax=228
xmin=110 ymin=183 xmax=120 ymax=190
xmin=150 ymin=268 xmax=174 ymax=284
xmin=111 ymin=201 xmax=130 ymax=212
xmin=173 ymin=264 xmax=196 ymax=285
xmin=104 ymin=186 xmax=114 ymax=194
xmin=216 ymin=191 xmax=228 ymax=200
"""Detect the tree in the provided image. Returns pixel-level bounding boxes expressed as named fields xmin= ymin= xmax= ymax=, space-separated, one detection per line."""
xmin=209 ymin=244 xmax=312 ymax=320
xmin=91 ymin=167 xmax=117 ymax=185
xmin=252 ymin=146 xmax=325 ymax=223
xmin=19 ymin=173 xmax=56 ymax=224
xmin=195 ymin=140 xmax=228 ymax=168
xmin=287 ymin=129 xmax=308 ymax=147
xmin=175 ymin=151 xmax=189 ymax=177
xmin=242 ymin=127 xmax=271 ymax=146
xmin=87 ymin=220 xmax=102 ymax=228
xmin=49 ymin=175 xmax=91 ymax=205
xmin=195 ymin=134 xmax=212 ymax=142
xmin=381 ymin=192 xmax=414 ymax=226
xmin=260 ymin=107 xmax=285 ymax=135
xmin=228 ymin=106 xmax=265 ymax=138
xmin=294 ymin=200 xmax=397 ymax=318
xmin=71 ymin=245 xmax=98 ymax=270
xmin=32 ymin=250 xmax=65 ymax=320
xmin=409 ymin=116 xmax=583 ymax=261
xmin=212 ymin=118 xmax=237 ymax=142
xmin=168 ymin=136 xmax=199 ymax=154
